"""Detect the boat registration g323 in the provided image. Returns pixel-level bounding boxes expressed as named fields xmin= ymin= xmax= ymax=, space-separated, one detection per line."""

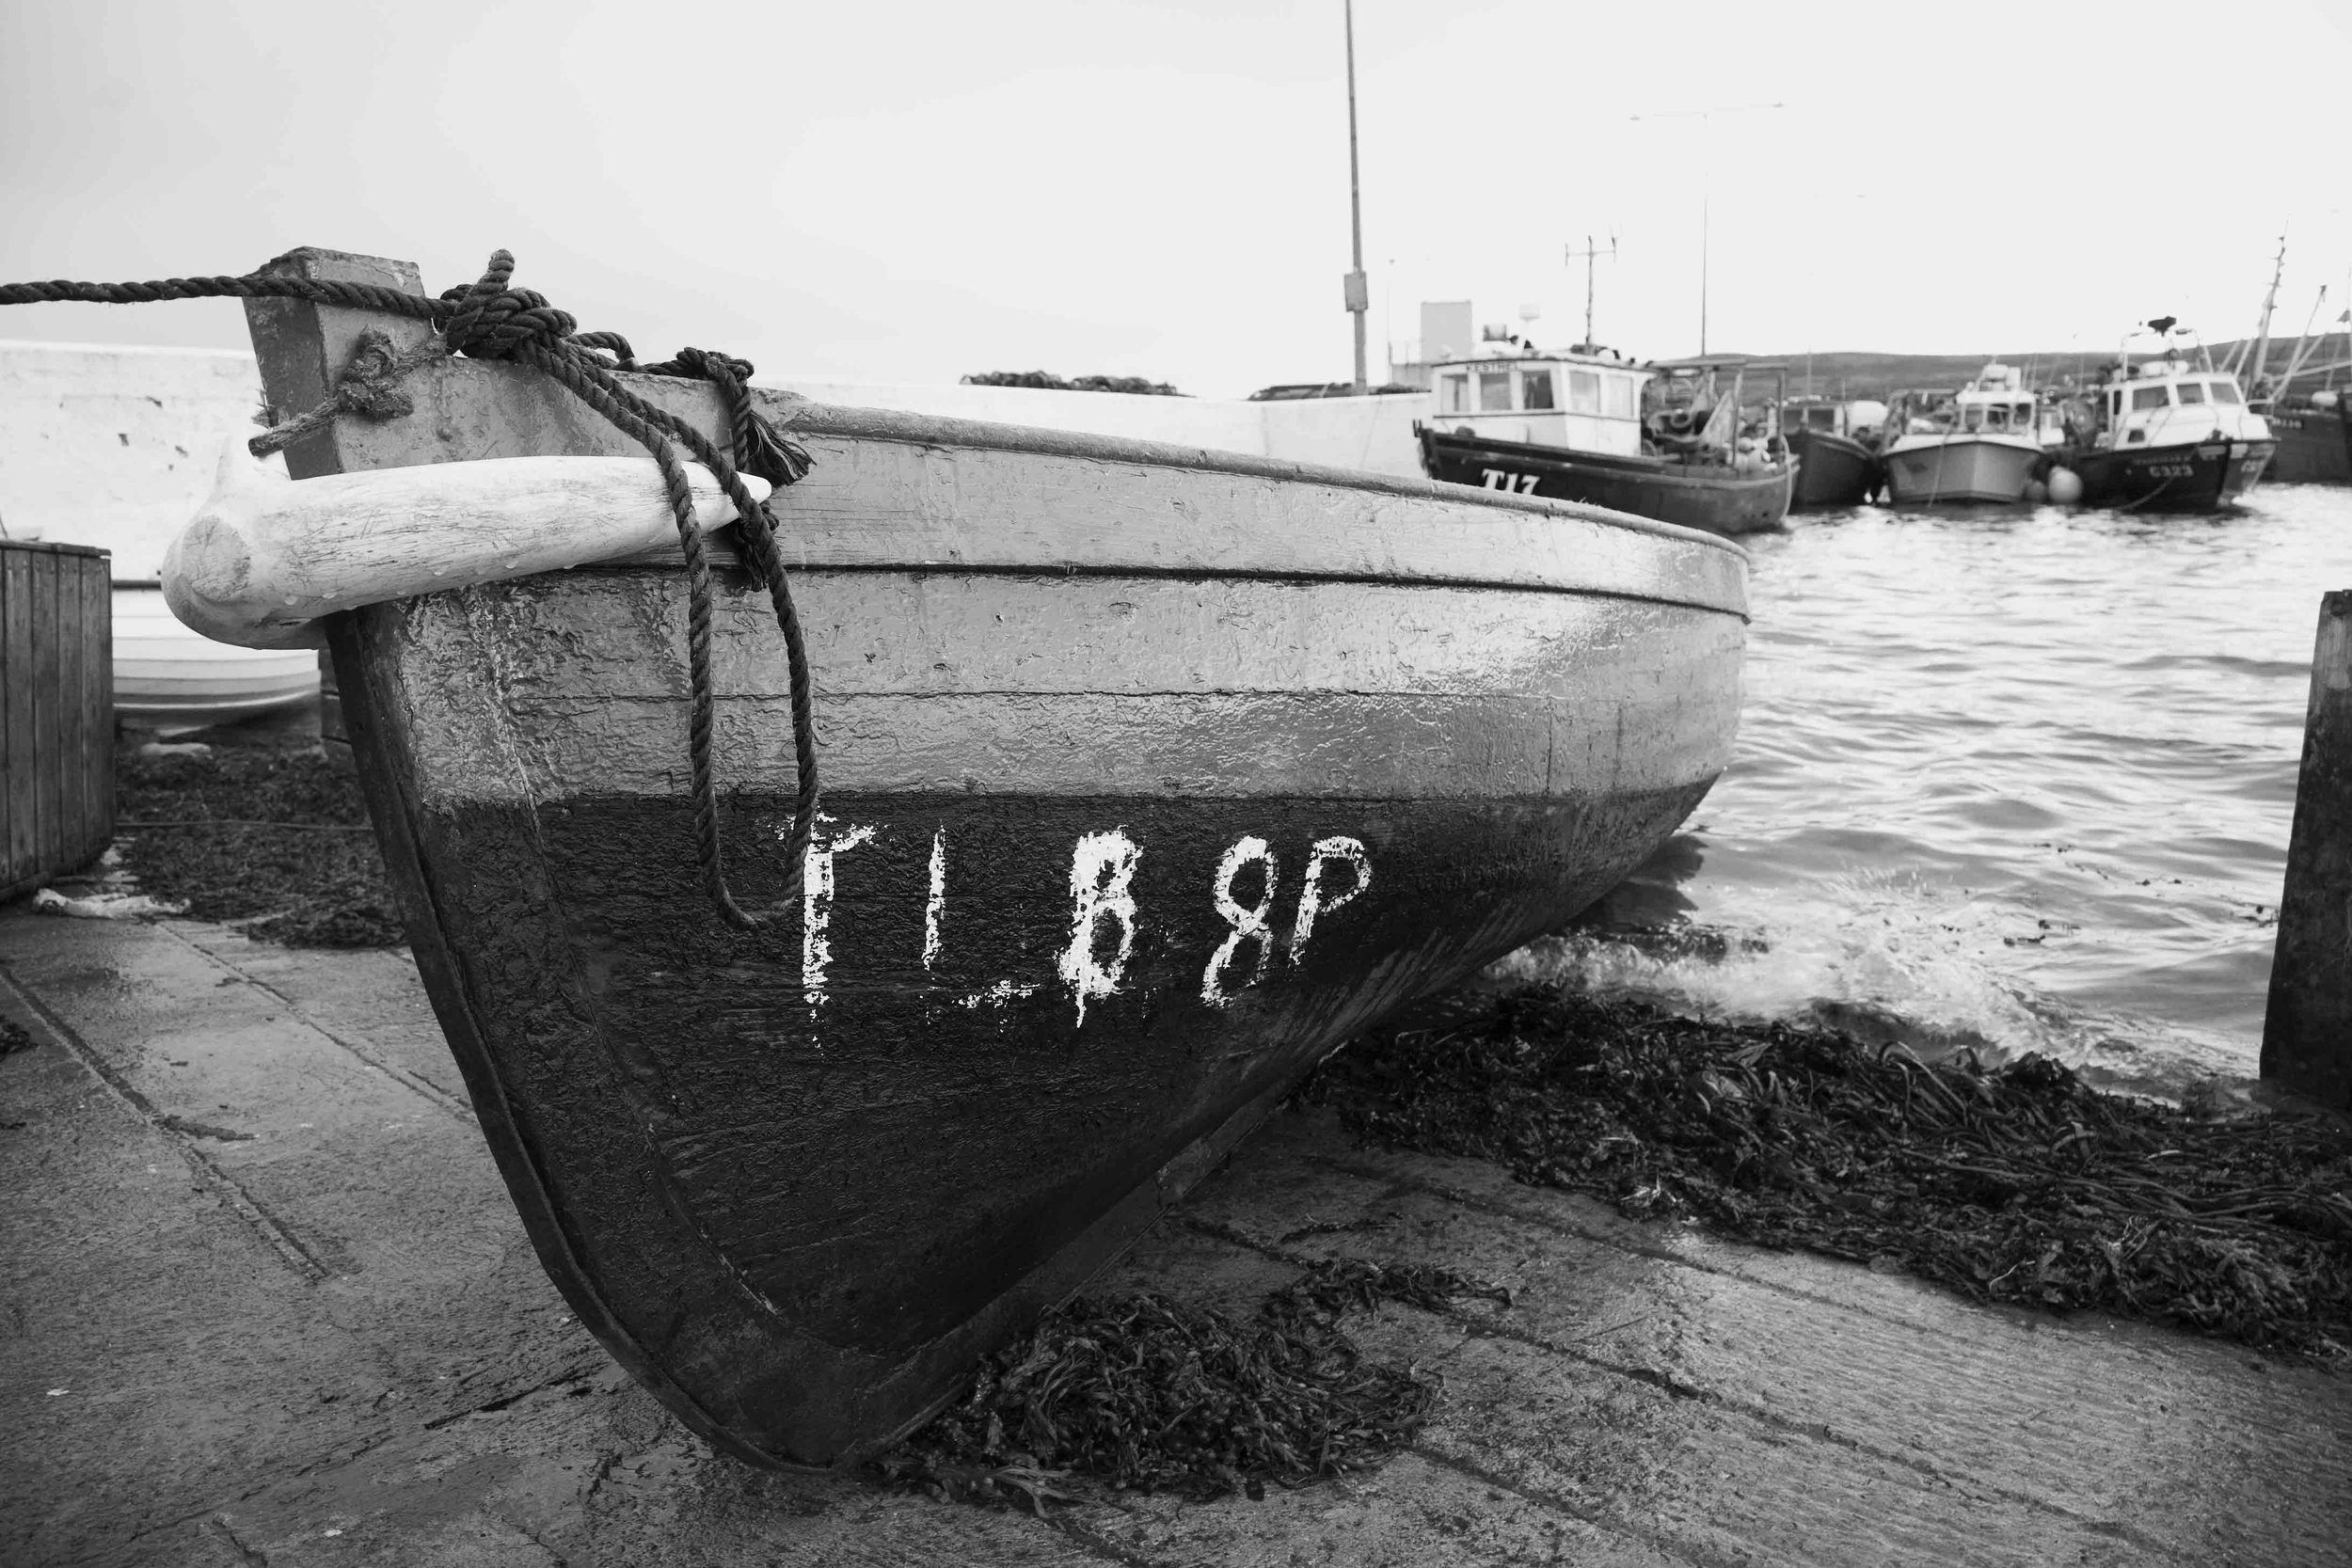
xmin=168 ymin=248 xmax=1756 ymax=1469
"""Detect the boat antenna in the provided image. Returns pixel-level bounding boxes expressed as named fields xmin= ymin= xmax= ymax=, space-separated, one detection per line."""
xmin=1342 ymin=0 xmax=1370 ymax=394
xmin=1565 ymin=233 xmax=1616 ymax=348
xmin=1628 ymin=101 xmax=1783 ymax=356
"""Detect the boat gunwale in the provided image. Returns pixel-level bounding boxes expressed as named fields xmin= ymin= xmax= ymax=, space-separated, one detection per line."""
xmin=745 ymin=393 xmax=1756 ymax=563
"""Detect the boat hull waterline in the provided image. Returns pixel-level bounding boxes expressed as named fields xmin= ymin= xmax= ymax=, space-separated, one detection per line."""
xmin=1880 ymin=435 xmax=2043 ymax=505
xmin=243 ymin=249 xmax=1751 ymax=1469
xmin=1417 ymin=425 xmax=1795 ymax=536
xmin=2067 ymin=437 xmax=2277 ymax=511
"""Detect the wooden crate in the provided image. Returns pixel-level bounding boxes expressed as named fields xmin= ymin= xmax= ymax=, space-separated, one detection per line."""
xmin=1 ymin=540 xmax=114 ymax=900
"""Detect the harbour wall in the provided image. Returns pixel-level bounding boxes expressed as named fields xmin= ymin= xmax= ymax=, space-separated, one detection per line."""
xmin=0 ymin=342 xmax=1435 ymax=578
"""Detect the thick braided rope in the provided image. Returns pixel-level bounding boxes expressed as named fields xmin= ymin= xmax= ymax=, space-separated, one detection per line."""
xmin=0 ymin=251 xmax=819 ymax=929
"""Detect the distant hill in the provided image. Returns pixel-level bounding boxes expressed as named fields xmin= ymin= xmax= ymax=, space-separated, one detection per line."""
xmin=1702 ymin=351 xmax=2083 ymax=400
xmin=1716 ymin=336 xmax=2352 ymax=399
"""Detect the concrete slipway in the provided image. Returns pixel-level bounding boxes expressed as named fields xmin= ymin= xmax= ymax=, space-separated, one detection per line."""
xmin=3 ymin=906 xmax=2349 ymax=1568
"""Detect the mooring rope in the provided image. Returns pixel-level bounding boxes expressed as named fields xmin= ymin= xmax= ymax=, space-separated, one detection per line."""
xmin=3 ymin=250 xmax=819 ymax=928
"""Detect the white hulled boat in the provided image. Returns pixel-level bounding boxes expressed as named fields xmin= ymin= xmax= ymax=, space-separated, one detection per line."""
xmin=1879 ymin=363 xmax=2057 ymax=504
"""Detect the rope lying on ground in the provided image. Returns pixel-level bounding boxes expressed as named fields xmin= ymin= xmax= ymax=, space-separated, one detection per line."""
xmin=4 ymin=251 xmax=818 ymax=927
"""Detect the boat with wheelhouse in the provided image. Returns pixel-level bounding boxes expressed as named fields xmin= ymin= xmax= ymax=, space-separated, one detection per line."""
xmin=1415 ymin=344 xmax=1795 ymax=535
xmin=1879 ymin=363 xmax=2059 ymax=505
xmin=2056 ymin=327 xmax=2274 ymax=510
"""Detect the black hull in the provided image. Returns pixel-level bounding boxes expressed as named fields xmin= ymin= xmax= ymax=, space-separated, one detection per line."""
xmin=2265 ymin=408 xmax=2352 ymax=486
xmin=1418 ymin=426 xmax=1794 ymax=536
xmin=1787 ymin=430 xmax=1882 ymax=510
xmin=2065 ymin=438 xmax=2276 ymax=512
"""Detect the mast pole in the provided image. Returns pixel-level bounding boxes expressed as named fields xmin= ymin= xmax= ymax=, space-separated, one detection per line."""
xmin=1700 ymin=193 xmax=1709 ymax=356
xmin=1343 ymin=0 xmax=1369 ymax=393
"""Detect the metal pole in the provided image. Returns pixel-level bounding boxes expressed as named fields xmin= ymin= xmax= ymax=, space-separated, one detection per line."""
xmin=1699 ymin=192 xmax=1709 ymax=357
xmin=1343 ymin=0 xmax=1369 ymax=393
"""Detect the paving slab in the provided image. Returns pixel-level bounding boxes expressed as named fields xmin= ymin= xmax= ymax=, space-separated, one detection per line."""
xmin=2 ymin=906 xmax=2347 ymax=1567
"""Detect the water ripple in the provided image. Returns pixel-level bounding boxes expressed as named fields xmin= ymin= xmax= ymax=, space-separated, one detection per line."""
xmin=1545 ymin=483 xmax=2352 ymax=1099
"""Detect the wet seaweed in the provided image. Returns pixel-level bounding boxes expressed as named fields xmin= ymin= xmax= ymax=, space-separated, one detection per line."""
xmin=113 ymin=747 xmax=402 ymax=948
xmin=1297 ymin=987 xmax=2352 ymax=1362
xmin=877 ymin=1259 xmax=1503 ymax=1510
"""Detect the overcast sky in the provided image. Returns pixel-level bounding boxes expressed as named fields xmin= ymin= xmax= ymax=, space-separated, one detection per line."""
xmin=6 ymin=0 xmax=2350 ymax=398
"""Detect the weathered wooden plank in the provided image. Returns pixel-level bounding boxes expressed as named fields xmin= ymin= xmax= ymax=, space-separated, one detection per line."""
xmin=55 ymin=551 xmax=84 ymax=867
xmin=4 ymin=546 xmax=38 ymax=893
xmin=84 ymin=560 xmax=111 ymax=856
xmin=30 ymin=549 xmax=61 ymax=875
xmin=2263 ymin=589 xmax=2352 ymax=1108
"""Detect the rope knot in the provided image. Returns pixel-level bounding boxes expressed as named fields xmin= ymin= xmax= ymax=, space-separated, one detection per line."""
xmin=437 ymin=251 xmax=577 ymax=361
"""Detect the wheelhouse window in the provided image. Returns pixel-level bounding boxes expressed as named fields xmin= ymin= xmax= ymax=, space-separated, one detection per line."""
xmin=2131 ymin=385 xmax=2171 ymax=411
xmin=1478 ymin=371 xmax=1513 ymax=411
xmin=1520 ymin=370 xmax=1556 ymax=410
xmin=1440 ymin=373 xmax=1468 ymax=414
xmin=2013 ymin=403 xmax=2033 ymax=424
xmin=1983 ymin=404 xmax=2010 ymax=430
xmin=1567 ymin=370 xmax=1600 ymax=413
xmin=1603 ymin=375 xmax=1637 ymax=419
xmin=2175 ymin=382 xmax=2206 ymax=405
xmin=2210 ymin=380 xmax=2244 ymax=405
xmin=1805 ymin=406 xmax=1835 ymax=430
xmin=1962 ymin=404 xmax=1986 ymax=431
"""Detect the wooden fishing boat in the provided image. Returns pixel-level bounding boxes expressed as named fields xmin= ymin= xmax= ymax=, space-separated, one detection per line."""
xmin=1880 ymin=366 xmax=2061 ymax=506
xmin=198 ymin=248 xmax=1747 ymax=1469
xmin=1414 ymin=349 xmax=1795 ymax=537
xmin=1781 ymin=397 xmax=1888 ymax=510
xmin=2263 ymin=396 xmax=2352 ymax=484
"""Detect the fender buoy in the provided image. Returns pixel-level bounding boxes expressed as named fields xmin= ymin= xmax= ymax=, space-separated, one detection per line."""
xmin=2047 ymin=466 xmax=2084 ymax=505
xmin=2023 ymin=480 xmax=2050 ymax=504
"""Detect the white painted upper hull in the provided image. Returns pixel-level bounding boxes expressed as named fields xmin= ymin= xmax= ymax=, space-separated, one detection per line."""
xmin=112 ymin=584 xmax=318 ymax=726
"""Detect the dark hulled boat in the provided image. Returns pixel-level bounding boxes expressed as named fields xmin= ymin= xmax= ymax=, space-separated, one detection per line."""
xmin=1781 ymin=396 xmax=1889 ymax=509
xmin=1419 ymin=424 xmax=1795 ymax=534
xmin=2056 ymin=335 xmax=2275 ymax=511
xmin=1414 ymin=348 xmax=1795 ymax=536
xmin=2263 ymin=398 xmax=2352 ymax=484
xmin=199 ymin=248 xmax=1751 ymax=1469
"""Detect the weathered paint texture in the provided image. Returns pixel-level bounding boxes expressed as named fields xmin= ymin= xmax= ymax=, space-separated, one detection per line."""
xmin=246 ymin=246 xmax=1749 ymax=1468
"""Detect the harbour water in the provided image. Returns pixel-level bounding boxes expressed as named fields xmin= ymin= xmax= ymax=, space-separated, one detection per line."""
xmin=1510 ymin=482 xmax=2352 ymax=1101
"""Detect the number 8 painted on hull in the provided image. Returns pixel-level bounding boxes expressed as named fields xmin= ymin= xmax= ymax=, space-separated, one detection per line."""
xmin=1201 ymin=833 xmax=1373 ymax=1006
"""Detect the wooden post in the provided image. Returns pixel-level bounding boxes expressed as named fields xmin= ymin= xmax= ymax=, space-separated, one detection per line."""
xmin=2262 ymin=590 xmax=2352 ymax=1109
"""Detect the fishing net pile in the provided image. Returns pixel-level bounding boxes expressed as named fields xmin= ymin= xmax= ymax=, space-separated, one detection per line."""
xmin=116 ymin=744 xmax=399 ymax=947
xmin=1298 ymin=988 xmax=2352 ymax=1361
xmin=878 ymin=1259 xmax=1505 ymax=1510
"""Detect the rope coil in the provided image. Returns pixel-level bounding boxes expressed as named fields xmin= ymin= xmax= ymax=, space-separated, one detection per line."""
xmin=3 ymin=249 xmax=818 ymax=928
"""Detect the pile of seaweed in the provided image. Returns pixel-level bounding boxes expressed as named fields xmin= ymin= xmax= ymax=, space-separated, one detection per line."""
xmin=878 ymin=1259 xmax=1505 ymax=1511
xmin=960 ymin=370 xmax=1185 ymax=396
xmin=114 ymin=744 xmax=401 ymax=947
xmin=1298 ymin=988 xmax=2352 ymax=1361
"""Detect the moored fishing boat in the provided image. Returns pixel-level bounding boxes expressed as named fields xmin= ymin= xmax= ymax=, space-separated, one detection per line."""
xmin=98 ymin=248 xmax=1751 ymax=1468
xmin=1414 ymin=346 xmax=1795 ymax=535
xmin=2056 ymin=325 xmax=2275 ymax=510
xmin=1781 ymin=396 xmax=1888 ymax=509
xmin=1879 ymin=364 xmax=2057 ymax=505
xmin=2262 ymin=393 xmax=2352 ymax=484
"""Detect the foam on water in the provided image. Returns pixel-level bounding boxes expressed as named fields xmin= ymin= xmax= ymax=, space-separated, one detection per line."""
xmin=1521 ymin=483 xmax=2352 ymax=1101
